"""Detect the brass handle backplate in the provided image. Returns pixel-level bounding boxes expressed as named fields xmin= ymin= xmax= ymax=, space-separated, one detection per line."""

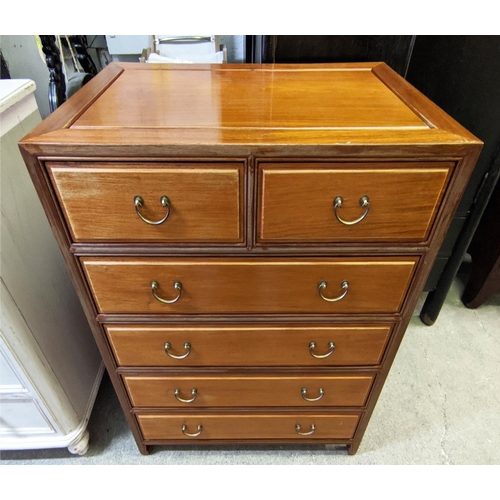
xmin=134 ymin=195 xmax=171 ymax=225
xmin=333 ymin=195 xmax=370 ymax=225
xmin=318 ymin=280 xmax=349 ymax=302
xmin=151 ymin=280 xmax=182 ymax=304
xmin=301 ymin=387 xmax=325 ymax=402
xmin=295 ymin=424 xmax=316 ymax=436
xmin=164 ymin=342 xmax=191 ymax=359
xmin=181 ymin=424 xmax=203 ymax=437
xmin=309 ymin=341 xmax=336 ymax=359
xmin=174 ymin=388 xmax=197 ymax=403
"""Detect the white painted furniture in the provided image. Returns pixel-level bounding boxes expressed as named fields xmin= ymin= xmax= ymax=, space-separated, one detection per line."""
xmin=0 ymin=79 xmax=103 ymax=455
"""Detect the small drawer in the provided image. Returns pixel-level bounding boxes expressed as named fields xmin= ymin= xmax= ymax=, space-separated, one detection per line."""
xmin=257 ymin=162 xmax=452 ymax=243
xmin=47 ymin=161 xmax=244 ymax=243
xmin=137 ymin=413 xmax=360 ymax=440
xmin=82 ymin=257 xmax=417 ymax=314
xmin=123 ymin=374 xmax=374 ymax=408
xmin=106 ymin=324 xmax=392 ymax=367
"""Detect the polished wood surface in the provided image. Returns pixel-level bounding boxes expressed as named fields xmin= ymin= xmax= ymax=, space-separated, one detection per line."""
xmin=124 ymin=374 xmax=373 ymax=408
xmin=19 ymin=63 xmax=481 ymax=157
xmin=48 ymin=161 xmax=244 ymax=243
xmin=82 ymin=257 xmax=418 ymax=314
xmin=72 ymin=66 xmax=427 ymax=130
xmin=137 ymin=413 xmax=360 ymax=440
xmin=258 ymin=163 xmax=452 ymax=243
xmin=106 ymin=324 xmax=392 ymax=367
xmin=20 ymin=63 xmax=481 ymax=157
xmin=21 ymin=62 xmax=123 ymax=142
xmin=19 ymin=62 xmax=482 ymax=455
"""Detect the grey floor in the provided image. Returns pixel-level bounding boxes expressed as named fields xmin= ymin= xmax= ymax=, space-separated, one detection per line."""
xmin=1 ymin=273 xmax=499 ymax=465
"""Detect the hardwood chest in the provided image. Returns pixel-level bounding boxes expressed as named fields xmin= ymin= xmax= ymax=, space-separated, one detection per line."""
xmin=19 ymin=62 xmax=481 ymax=455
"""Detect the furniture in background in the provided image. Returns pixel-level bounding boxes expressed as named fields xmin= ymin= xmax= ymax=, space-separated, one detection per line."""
xmin=462 ymin=168 xmax=500 ymax=308
xmin=1 ymin=79 xmax=103 ymax=454
xmin=107 ymin=35 xmax=227 ymax=64
xmin=19 ymin=62 xmax=481 ymax=454
xmin=250 ymin=35 xmax=500 ymax=325
xmin=38 ymin=35 xmax=98 ymax=112
xmin=140 ymin=36 xmax=227 ymax=64
xmin=151 ymin=35 xmax=226 ymax=63
xmin=247 ymin=35 xmax=415 ymax=75
xmin=406 ymin=36 xmax=500 ymax=323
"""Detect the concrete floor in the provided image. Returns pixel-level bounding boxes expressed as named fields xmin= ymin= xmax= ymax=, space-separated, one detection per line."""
xmin=1 ymin=275 xmax=499 ymax=465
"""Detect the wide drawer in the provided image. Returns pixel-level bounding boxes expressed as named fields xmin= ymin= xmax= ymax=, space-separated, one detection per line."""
xmin=47 ymin=161 xmax=244 ymax=243
xmin=123 ymin=374 xmax=374 ymax=408
xmin=106 ymin=324 xmax=392 ymax=367
xmin=137 ymin=413 xmax=360 ymax=440
xmin=257 ymin=162 xmax=452 ymax=243
xmin=82 ymin=257 xmax=417 ymax=314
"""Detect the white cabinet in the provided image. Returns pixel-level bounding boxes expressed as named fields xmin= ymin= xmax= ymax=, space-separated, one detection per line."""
xmin=0 ymin=79 xmax=103 ymax=455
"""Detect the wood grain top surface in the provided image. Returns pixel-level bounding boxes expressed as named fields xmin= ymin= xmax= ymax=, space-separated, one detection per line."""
xmin=20 ymin=62 xmax=482 ymax=153
xmin=71 ymin=66 xmax=427 ymax=130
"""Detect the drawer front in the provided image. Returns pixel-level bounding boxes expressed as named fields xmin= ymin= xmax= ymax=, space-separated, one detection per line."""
xmin=107 ymin=324 xmax=392 ymax=367
xmin=82 ymin=257 xmax=417 ymax=314
xmin=123 ymin=374 xmax=374 ymax=408
xmin=257 ymin=162 xmax=452 ymax=243
xmin=47 ymin=162 xmax=244 ymax=243
xmin=137 ymin=413 xmax=360 ymax=440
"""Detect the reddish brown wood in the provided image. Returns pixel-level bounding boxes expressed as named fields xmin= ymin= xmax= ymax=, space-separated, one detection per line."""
xmin=106 ymin=324 xmax=392 ymax=367
xmin=19 ymin=63 xmax=481 ymax=159
xmin=123 ymin=373 xmax=374 ymax=408
xmin=47 ymin=161 xmax=245 ymax=243
xmin=142 ymin=438 xmax=354 ymax=446
xmin=81 ymin=256 xmax=418 ymax=314
xmin=371 ymin=63 xmax=479 ymax=142
xmin=257 ymin=162 xmax=452 ymax=243
xmin=137 ymin=413 xmax=360 ymax=440
xmin=72 ymin=243 xmax=428 ymax=255
xmin=21 ymin=128 xmax=471 ymax=158
xmin=18 ymin=62 xmax=482 ymax=455
xmin=72 ymin=65 xmax=426 ymax=130
xmin=99 ymin=313 xmax=402 ymax=325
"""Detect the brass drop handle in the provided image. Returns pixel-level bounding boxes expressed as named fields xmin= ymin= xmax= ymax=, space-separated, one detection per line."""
xmin=309 ymin=341 xmax=336 ymax=359
xmin=182 ymin=424 xmax=203 ymax=437
xmin=295 ymin=424 xmax=316 ymax=436
xmin=174 ymin=388 xmax=197 ymax=403
xmin=151 ymin=280 xmax=182 ymax=304
xmin=333 ymin=195 xmax=370 ymax=225
xmin=164 ymin=342 xmax=191 ymax=359
xmin=301 ymin=387 xmax=324 ymax=402
xmin=134 ymin=195 xmax=171 ymax=225
xmin=318 ymin=280 xmax=349 ymax=302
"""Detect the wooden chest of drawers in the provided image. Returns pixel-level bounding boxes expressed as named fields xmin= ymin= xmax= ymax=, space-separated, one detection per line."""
xmin=19 ymin=62 xmax=481 ymax=455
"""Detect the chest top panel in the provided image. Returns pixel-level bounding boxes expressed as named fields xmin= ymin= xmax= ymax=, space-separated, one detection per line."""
xmin=71 ymin=66 xmax=427 ymax=130
xmin=20 ymin=62 xmax=481 ymax=153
